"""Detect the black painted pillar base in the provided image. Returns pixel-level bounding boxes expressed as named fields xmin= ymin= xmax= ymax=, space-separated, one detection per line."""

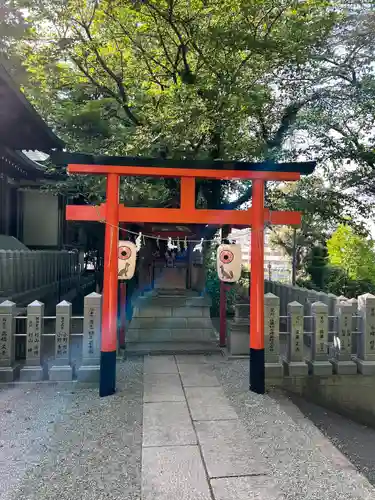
xmin=249 ymin=348 xmax=265 ymax=394
xmin=100 ymin=351 xmax=116 ymax=397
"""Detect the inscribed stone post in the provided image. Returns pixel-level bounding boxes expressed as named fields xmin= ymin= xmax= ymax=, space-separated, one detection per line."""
xmin=264 ymin=293 xmax=283 ymax=377
xmin=331 ymin=302 xmax=357 ymax=374
xmin=20 ymin=300 xmax=44 ymax=381
xmin=356 ymin=293 xmax=375 ymax=375
xmin=283 ymin=301 xmax=307 ymax=376
xmin=308 ymin=302 xmax=332 ymax=376
xmin=49 ymin=300 xmax=73 ymax=381
xmin=78 ymin=292 xmax=102 ymax=382
xmin=349 ymin=298 xmax=359 ymax=355
xmin=0 ymin=300 xmax=19 ymax=381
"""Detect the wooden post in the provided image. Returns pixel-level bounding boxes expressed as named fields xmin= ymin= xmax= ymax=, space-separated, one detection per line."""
xmin=250 ymin=179 xmax=265 ymax=394
xmin=119 ymin=223 xmax=127 ymax=348
xmin=219 ymin=281 xmax=227 ymax=347
xmin=119 ymin=282 xmax=126 ymax=348
xmin=100 ymin=173 xmax=120 ymax=397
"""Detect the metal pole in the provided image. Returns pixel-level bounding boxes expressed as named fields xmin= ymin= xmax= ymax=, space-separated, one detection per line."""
xmin=249 ymin=179 xmax=265 ymax=394
xmin=100 ymin=173 xmax=119 ymax=397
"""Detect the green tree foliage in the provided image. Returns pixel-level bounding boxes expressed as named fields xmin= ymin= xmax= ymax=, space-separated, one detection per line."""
xmin=294 ymin=3 xmax=375 ymax=199
xmin=268 ymin=175 xmax=367 ymax=272
xmin=327 ymin=224 xmax=375 ymax=284
xmin=305 ymin=245 xmax=328 ymax=289
xmin=0 ymin=0 xmax=28 ymax=80
xmin=12 ymin=0 xmax=343 ymax=208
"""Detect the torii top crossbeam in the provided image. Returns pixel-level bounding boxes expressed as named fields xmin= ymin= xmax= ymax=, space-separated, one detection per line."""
xmin=53 ymin=151 xmax=316 ymax=398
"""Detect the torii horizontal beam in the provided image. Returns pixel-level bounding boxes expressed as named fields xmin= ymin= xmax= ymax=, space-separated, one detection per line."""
xmin=66 ymin=174 xmax=301 ymax=226
xmin=67 ymin=163 xmax=302 ymax=181
xmin=66 ymin=204 xmax=301 ymax=226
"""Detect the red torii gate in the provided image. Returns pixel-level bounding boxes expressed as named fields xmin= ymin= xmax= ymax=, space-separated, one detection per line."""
xmin=57 ymin=153 xmax=316 ymax=397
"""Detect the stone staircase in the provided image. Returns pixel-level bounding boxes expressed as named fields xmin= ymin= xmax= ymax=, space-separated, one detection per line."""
xmin=125 ymin=288 xmax=220 ymax=354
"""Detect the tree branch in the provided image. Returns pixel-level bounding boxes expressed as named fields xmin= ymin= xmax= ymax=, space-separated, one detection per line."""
xmin=72 ymin=17 xmax=142 ymax=125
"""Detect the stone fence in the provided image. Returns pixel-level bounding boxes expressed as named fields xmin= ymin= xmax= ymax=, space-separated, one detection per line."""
xmin=0 ymin=249 xmax=81 ymax=305
xmin=264 ymin=279 xmax=341 ymax=317
xmin=228 ymin=292 xmax=375 ymax=378
xmin=0 ymin=292 xmax=102 ymax=383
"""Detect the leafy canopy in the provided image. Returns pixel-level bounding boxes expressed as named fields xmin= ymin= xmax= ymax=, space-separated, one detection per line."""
xmin=14 ymin=0 xmax=341 ymax=207
xmin=327 ymin=224 xmax=375 ymax=284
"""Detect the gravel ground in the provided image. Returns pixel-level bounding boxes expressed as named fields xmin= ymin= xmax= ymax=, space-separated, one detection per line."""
xmin=287 ymin=394 xmax=375 ymax=486
xmin=211 ymin=357 xmax=375 ymax=500
xmin=0 ymin=359 xmax=143 ymax=500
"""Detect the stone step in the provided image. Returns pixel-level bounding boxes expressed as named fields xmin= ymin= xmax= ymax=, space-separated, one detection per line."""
xmin=130 ymin=317 xmax=214 ymax=329
xmin=125 ymin=341 xmax=222 ymax=355
xmin=151 ymin=288 xmax=199 ymax=297
xmin=132 ymin=305 xmax=210 ymax=318
xmin=127 ymin=327 xmax=218 ymax=343
xmin=135 ymin=296 xmax=211 ymax=308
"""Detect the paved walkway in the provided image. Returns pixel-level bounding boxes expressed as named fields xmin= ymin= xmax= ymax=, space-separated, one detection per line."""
xmin=1 ymin=355 xmax=375 ymax=500
xmin=142 ymin=355 xmax=375 ymax=500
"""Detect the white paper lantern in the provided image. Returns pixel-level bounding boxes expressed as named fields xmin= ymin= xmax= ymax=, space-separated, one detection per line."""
xmin=118 ymin=241 xmax=137 ymax=280
xmin=216 ymin=243 xmax=242 ymax=283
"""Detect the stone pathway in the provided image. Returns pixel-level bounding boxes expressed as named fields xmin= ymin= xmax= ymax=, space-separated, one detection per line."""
xmin=2 ymin=355 xmax=375 ymax=500
xmin=141 ymin=355 xmax=375 ymax=500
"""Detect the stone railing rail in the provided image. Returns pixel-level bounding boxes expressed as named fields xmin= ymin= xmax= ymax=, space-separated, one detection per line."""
xmin=0 ymin=249 xmax=81 ymax=304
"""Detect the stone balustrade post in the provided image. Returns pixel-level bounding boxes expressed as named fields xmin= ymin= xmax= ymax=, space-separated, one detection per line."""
xmin=49 ymin=300 xmax=73 ymax=381
xmin=78 ymin=292 xmax=102 ymax=382
xmin=227 ymin=303 xmax=249 ymax=356
xmin=264 ymin=293 xmax=283 ymax=377
xmin=327 ymin=293 xmax=337 ymax=318
xmin=356 ymin=293 xmax=375 ymax=375
xmin=307 ymin=290 xmax=319 ymax=313
xmin=0 ymin=300 xmax=19 ymax=381
xmin=308 ymin=301 xmax=332 ymax=375
xmin=20 ymin=300 xmax=44 ymax=381
xmin=336 ymin=295 xmax=348 ymax=316
xmin=332 ymin=302 xmax=357 ymax=374
xmin=349 ymin=298 xmax=359 ymax=355
xmin=283 ymin=301 xmax=307 ymax=376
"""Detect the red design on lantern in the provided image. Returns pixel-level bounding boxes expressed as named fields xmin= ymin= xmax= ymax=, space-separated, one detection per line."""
xmin=119 ymin=246 xmax=132 ymax=260
xmin=219 ymin=249 xmax=234 ymax=264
